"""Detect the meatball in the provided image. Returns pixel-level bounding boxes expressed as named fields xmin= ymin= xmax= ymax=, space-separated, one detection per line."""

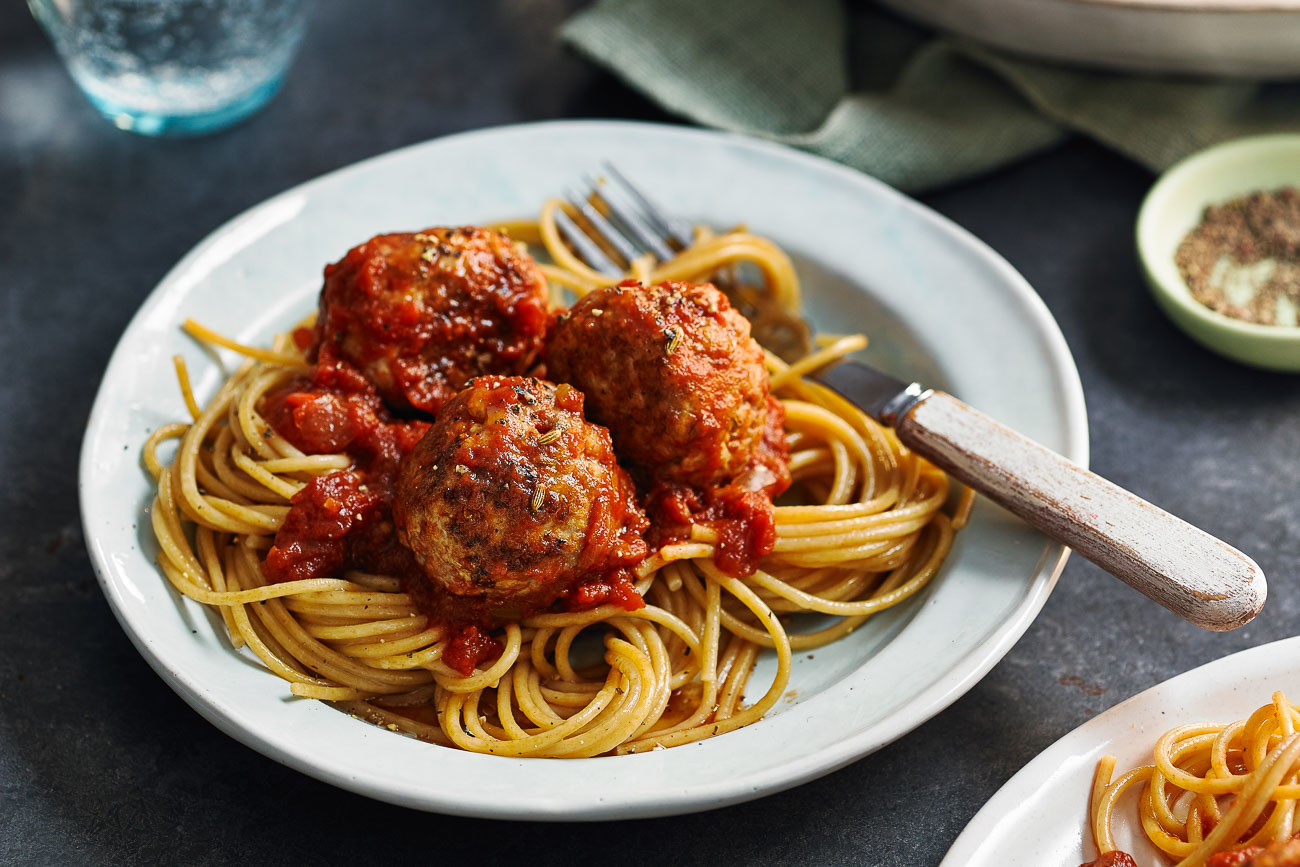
xmin=393 ymin=376 xmax=648 ymax=619
xmin=314 ymin=226 xmax=549 ymax=415
xmin=545 ymin=281 xmax=786 ymax=491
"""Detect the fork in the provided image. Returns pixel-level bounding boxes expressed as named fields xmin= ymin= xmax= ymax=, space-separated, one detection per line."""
xmin=555 ymin=166 xmax=1266 ymax=632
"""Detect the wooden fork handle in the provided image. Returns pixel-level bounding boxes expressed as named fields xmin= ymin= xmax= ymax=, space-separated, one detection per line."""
xmin=894 ymin=391 xmax=1266 ymax=631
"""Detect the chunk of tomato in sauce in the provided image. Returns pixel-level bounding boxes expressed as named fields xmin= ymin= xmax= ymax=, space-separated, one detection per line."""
xmin=647 ymin=484 xmax=777 ymax=578
xmin=1079 ymin=853 xmax=1138 ymax=867
xmin=566 ymin=571 xmax=645 ymax=612
xmin=442 ymin=626 xmax=503 ymax=677
xmin=261 ymin=472 xmax=382 ymax=584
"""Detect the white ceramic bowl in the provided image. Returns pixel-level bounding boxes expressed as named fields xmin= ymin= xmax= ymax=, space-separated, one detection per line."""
xmin=79 ymin=121 xmax=1087 ymax=819
xmin=880 ymin=0 xmax=1300 ymax=78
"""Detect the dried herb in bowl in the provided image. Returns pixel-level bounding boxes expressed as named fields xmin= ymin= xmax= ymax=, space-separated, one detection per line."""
xmin=1176 ymin=186 xmax=1300 ymax=327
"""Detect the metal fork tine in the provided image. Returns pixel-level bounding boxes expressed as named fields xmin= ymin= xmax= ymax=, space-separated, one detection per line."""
xmin=557 ymin=166 xmax=811 ymax=360
xmin=587 ymin=173 xmax=677 ymax=263
xmin=602 ymin=163 xmax=695 ymax=249
xmin=567 ymin=187 xmax=643 ymax=266
xmin=553 ymin=207 xmax=623 ymax=278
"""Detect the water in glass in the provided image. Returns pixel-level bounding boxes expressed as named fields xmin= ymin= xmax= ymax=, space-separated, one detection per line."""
xmin=29 ymin=0 xmax=305 ymax=136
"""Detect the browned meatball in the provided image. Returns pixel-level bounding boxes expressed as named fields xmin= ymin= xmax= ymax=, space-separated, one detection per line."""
xmin=392 ymin=376 xmax=648 ymax=621
xmin=545 ymin=280 xmax=784 ymax=490
xmin=314 ymin=226 xmax=549 ymax=415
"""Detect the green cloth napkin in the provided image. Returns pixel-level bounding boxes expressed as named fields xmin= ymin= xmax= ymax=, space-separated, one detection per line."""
xmin=561 ymin=0 xmax=1300 ymax=191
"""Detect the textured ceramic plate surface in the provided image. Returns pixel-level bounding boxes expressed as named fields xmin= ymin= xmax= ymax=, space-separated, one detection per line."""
xmin=943 ymin=636 xmax=1300 ymax=865
xmin=880 ymin=0 xmax=1300 ymax=77
xmin=79 ymin=121 xmax=1086 ymax=820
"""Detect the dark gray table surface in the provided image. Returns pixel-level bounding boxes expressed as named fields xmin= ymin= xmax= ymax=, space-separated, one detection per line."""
xmin=4 ymin=2 xmax=1299 ymax=865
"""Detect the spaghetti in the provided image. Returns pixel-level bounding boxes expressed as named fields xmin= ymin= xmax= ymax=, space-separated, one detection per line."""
xmin=143 ymin=202 xmax=967 ymax=758
xmin=1088 ymin=692 xmax=1300 ymax=867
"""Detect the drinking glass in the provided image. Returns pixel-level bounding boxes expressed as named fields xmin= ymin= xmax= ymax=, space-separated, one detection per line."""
xmin=28 ymin=0 xmax=305 ymax=136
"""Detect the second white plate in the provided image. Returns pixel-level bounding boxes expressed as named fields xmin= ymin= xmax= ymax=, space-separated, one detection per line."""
xmin=945 ymin=636 xmax=1300 ymax=865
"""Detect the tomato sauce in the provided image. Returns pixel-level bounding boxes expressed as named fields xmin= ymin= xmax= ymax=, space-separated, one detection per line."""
xmin=260 ymin=354 xmax=430 ymax=587
xmin=261 ymin=472 xmax=383 ymax=584
xmin=442 ymin=626 xmax=503 ymax=677
xmin=566 ymin=570 xmax=645 ymax=612
xmin=1204 ymin=840 xmax=1300 ymax=867
xmin=645 ymin=394 xmax=790 ymax=578
xmin=1082 ymin=837 xmax=1300 ymax=867
xmin=262 ymin=356 xmax=429 ymax=486
xmin=1079 ymin=854 xmax=1138 ymax=867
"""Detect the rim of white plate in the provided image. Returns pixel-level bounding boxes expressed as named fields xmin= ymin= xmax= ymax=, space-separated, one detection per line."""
xmin=942 ymin=635 xmax=1300 ymax=865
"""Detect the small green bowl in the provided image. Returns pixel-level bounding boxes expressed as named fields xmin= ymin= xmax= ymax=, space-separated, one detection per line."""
xmin=1137 ymin=133 xmax=1300 ymax=372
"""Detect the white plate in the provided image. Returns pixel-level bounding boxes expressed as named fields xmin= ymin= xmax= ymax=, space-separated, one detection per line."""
xmin=880 ymin=0 xmax=1300 ymax=78
xmin=944 ymin=636 xmax=1300 ymax=865
xmin=79 ymin=121 xmax=1086 ymax=820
